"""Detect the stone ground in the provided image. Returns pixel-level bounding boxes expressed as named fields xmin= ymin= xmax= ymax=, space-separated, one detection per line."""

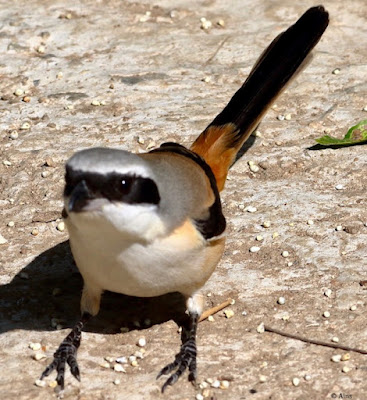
xmin=1 ymin=0 xmax=367 ymax=399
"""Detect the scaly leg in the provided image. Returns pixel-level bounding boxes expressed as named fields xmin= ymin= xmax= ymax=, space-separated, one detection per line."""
xmin=40 ymin=312 xmax=92 ymax=389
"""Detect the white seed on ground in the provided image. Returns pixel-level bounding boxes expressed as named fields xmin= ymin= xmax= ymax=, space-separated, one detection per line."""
xmin=10 ymin=131 xmax=18 ymax=139
xmin=238 ymin=203 xmax=245 ymax=210
xmin=207 ymin=292 xmax=212 ymax=297
xmin=252 ymin=130 xmax=262 ymax=137
xmin=200 ymin=381 xmax=209 ymax=389
xmin=31 ymin=228 xmax=39 ymax=236
xmin=332 ymin=337 xmax=339 ymax=343
xmin=331 ymin=354 xmax=342 ymax=363
xmin=134 ymin=351 xmax=144 ymax=359
xmin=224 ymin=309 xmax=234 ymax=318
xmin=282 ymin=313 xmax=290 ymax=321
xmin=323 ymin=311 xmax=330 ymax=318
xmin=137 ymin=337 xmax=146 ymax=347
xmin=131 ymin=360 xmax=139 ymax=367
xmin=29 ymin=342 xmax=41 ymax=351
xmin=257 ymin=322 xmax=265 ymax=333
xmin=41 ymin=171 xmax=49 ymax=178
xmin=208 ymin=315 xmax=214 ymax=322
xmin=285 ymin=113 xmax=292 ymax=121
xmin=350 ymin=305 xmax=357 ymax=311
xmin=342 ymin=366 xmax=351 ymax=373
xmin=277 ymin=114 xmax=285 ymax=121
xmin=56 ymin=72 xmax=63 ymax=79
xmin=230 ymin=299 xmax=236 ymax=305
xmin=20 ymin=122 xmax=30 ymax=130
xmin=263 ymin=221 xmax=271 ymax=228
xmin=202 ymin=76 xmax=211 ymax=83
xmin=116 ymin=356 xmax=127 ymax=364
xmin=57 ymin=221 xmax=65 ymax=232
xmin=200 ymin=17 xmax=212 ymax=30
xmin=33 ymin=352 xmax=47 ymax=361
xmin=292 ymin=377 xmax=300 ymax=387
xmin=245 ymin=205 xmax=257 ymax=213
xmin=332 ymin=68 xmax=340 ymax=75
xmin=37 ymin=45 xmax=46 ymax=54
xmin=250 ymin=246 xmax=260 ymax=253
xmin=0 ymin=234 xmax=7 ymax=244
xmin=113 ymin=379 xmax=121 ymax=385
xmin=3 ymin=160 xmax=12 ymax=166
xmin=259 ymin=375 xmax=267 ymax=383
xmin=277 ymin=297 xmax=285 ymax=305
xmin=363 ymin=105 xmax=367 ymax=112
xmin=137 ymin=136 xmax=145 ymax=144
xmin=211 ymin=380 xmax=220 ymax=388
xmin=114 ymin=364 xmax=126 ymax=372
xmin=307 ymin=219 xmax=314 ymax=225
xmin=206 ymin=378 xmax=213 ymax=384
xmin=335 ymin=184 xmax=344 ymax=190
xmin=35 ymin=379 xmax=46 ymax=388
xmin=91 ymin=99 xmax=101 ymax=106
xmin=100 ymin=361 xmax=110 ymax=368
xmin=23 ymin=96 xmax=31 ymax=102
xmin=324 ymin=288 xmax=332 ymax=298
xmin=105 ymin=356 xmax=114 ymax=363
xmin=196 ymin=394 xmax=204 ymax=400
xmin=100 ymin=100 xmax=106 ymax=106
xmin=14 ymin=88 xmax=24 ymax=96
xmin=281 ymin=251 xmax=289 ymax=258
xmin=242 ymin=310 xmax=247 ymax=316
xmin=202 ymin=388 xmax=210 ymax=398
xmin=272 ymin=232 xmax=279 ymax=239
xmin=217 ymin=19 xmax=225 ymax=27
xmin=304 ymin=374 xmax=312 ymax=381
xmin=256 ymin=235 xmax=263 ymax=241
xmin=48 ymin=380 xmax=58 ymax=388
xmin=249 ymin=164 xmax=259 ymax=172
xmin=220 ymin=380 xmax=230 ymax=389
xmin=336 ymin=225 xmax=343 ymax=231
xmin=341 ymin=353 xmax=350 ymax=361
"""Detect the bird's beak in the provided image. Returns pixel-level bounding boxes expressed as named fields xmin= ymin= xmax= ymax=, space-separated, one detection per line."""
xmin=68 ymin=180 xmax=92 ymax=213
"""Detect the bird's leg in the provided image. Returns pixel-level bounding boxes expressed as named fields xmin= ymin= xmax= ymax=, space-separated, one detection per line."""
xmin=40 ymin=312 xmax=92 ymax=390
xmin=157 ymin=294 xmax=203 ymax=393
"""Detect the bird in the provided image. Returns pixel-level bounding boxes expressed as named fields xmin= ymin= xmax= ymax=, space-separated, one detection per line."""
xmin=40 ymin=5 xmax=329 ymax=393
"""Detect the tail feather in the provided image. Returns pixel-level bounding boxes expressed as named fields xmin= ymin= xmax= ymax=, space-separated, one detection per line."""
xmin=191 ymin=6 xmax=329 ymax=191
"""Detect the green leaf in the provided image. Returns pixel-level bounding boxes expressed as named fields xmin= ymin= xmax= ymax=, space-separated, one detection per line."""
xmin=315 ymin=119 xmax=367 ymax=146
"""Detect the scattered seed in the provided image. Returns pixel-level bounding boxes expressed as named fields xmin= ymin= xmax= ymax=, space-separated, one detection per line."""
xmin=256 ymin=235 xmax=263 ymax=241
xmin=241 ymin=311 xmax=247 ymax=316
xmin=342 ymin=366 xmax=351 ymax=373
xmin=7 ymin=221 xmax=15 ymax=227
xmin=100 ymin=100 xmax=106 ymax=106
xmin=48 ymin=380 xmax=58 ymax=388
xmin=196 ymin=394 xmax=204 ymax=400
xmin=331 ymin=354 xmax=342 ymax=363
xmin=33 ymin=352 xmax=47 ymax=361
xmin=0 ymin=233 xmax=8 ymax=244
xmin=257 ymin=322 xmax=265 ymax=333
xmin=56 ymin=222 xmax=65 ymax=232
xmin=41 ymin=171 xmax=49 ymax=178
xmin=116 ymin=356 xmax=127 ymax=364
xmin=363 ymin=105 xmax=367 ymax=112
xmin=350 ymin=305 xmax=357 ymax=311
xmin=200 ymin=17 xmax=212 ymax=30
xmin=249 ymin=163 xmax=259 ymax=172
xmin=14 ymin=88 xmax=24 ymax=96
xmin=114 ymin=364 xmax=126 ymax=372
xmin=202 ymin=388 xmax=210 ymax=398
xmin=29 ymin=342 xmax=42 ymax=351
xmin=304 ymin=374 xmax=312 ymax=381
xmin=238 ymin=204 xmax=245 ymax=210
xmin=287 ymin=262 xmax=293 ymax=267
xmin=341 ymin=353 xmax=350 ymax=361
xmin=202 ymin=76 xmax=211 ymax=83
xmin=332 ymin=68 xmax=340 ymax=75
xmin=23 ymin=96 xmax=31 ymax=102
xmin=206 ymin=378 xmax=213 ymax=384
xmin=217 ymin=19 xmax=225 ymax=27
xmin=272 ymin=232 xmax=279 ymax=239
xmin=20 ymin=122 xmax=30 ymax=130
xmin=245 ymin=205 xmax=257 ymax=213
xmin=137 ymin=337 xmax=146 ymax=347
xmin=335 ymin=184 xmax=344 ymax=190
xmin=37 ymin=45 xmax=46 ymax=54
xmin=263 ymin=221 xmax=271 ymax=228
xmin=128 ymin=355 xmax=136 ymax=363
xmin=324 ymin=289 xmax=332 ymax=298
xmin=336 ymin=225 xmax=343 ymax=231
xmin=137 ymin=136 xmax=145 ymax=144
xmin=281 ymin=251 xmax=289 ymax=258
xmin=277 ymin=297 xmax=286 ymax=305
xmin=10 ymin=131 xmax=18 ymax=139
xmin=224 ymin=309 xmax=234 ymax=319
xmin=323 ymin=311 xmax=330 ymax=318
xmin=211 ymin=380 xmax=220 ymax=388
xmin=91 ymin=99 xmax=101 ymax=106
xmin=134 ymin=351 xmax=144 ymax=359
xmin=131 ymin=360 xmax=139 ymax=367
xmin=200 ymin=381 xmax=209 ymax=389
xmin=292 ymin=377 xmax=300 ymax=387
xmin=3 ymin=160 xmax=12 ymax=166
xmin=259 ymin=375 xmax=267 ymax=383
xmin=332 ymin=337 xmax=339 ymax=343
xmin=146 ymin=140 xmax=156 ymax=150
xmin=307 ymin=219 xmax=314 ymax=225
xmin=208 ymin=315 xmax=214 ymax=322
xmin=105 ymin=356 xmax=115 ymax=363
xmin=285 ymin=113 xmax=292 ymax=121
xmin=277 ymin=114 xmax=285 ymax=121
xmin=31 ymin=228 xmax=39 ymax=236
xmin=56 ymin=72 xmax=63 ymax=79
xmin=253 ymin=130 xmax=262 ymax=137
xmin=113 ymin=378 xmax=121 ymax=385
xmin=35 ymin=379 xmax=46 ymax=388
xmin=250 ymin=246 xmax=260 ymax=253
xmin=100 ymin=361 xmax=110 ymax=369
xmin=220 ymin=380 xmax=230 ymax=390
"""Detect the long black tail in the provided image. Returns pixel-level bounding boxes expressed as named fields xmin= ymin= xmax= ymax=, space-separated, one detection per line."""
xmin=191 ymin=6 xmax=329 ymax=191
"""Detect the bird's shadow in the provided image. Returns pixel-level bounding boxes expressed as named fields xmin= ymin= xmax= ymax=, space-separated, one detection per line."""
xmin=0 ymin=240 xmax=187 ymax=335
